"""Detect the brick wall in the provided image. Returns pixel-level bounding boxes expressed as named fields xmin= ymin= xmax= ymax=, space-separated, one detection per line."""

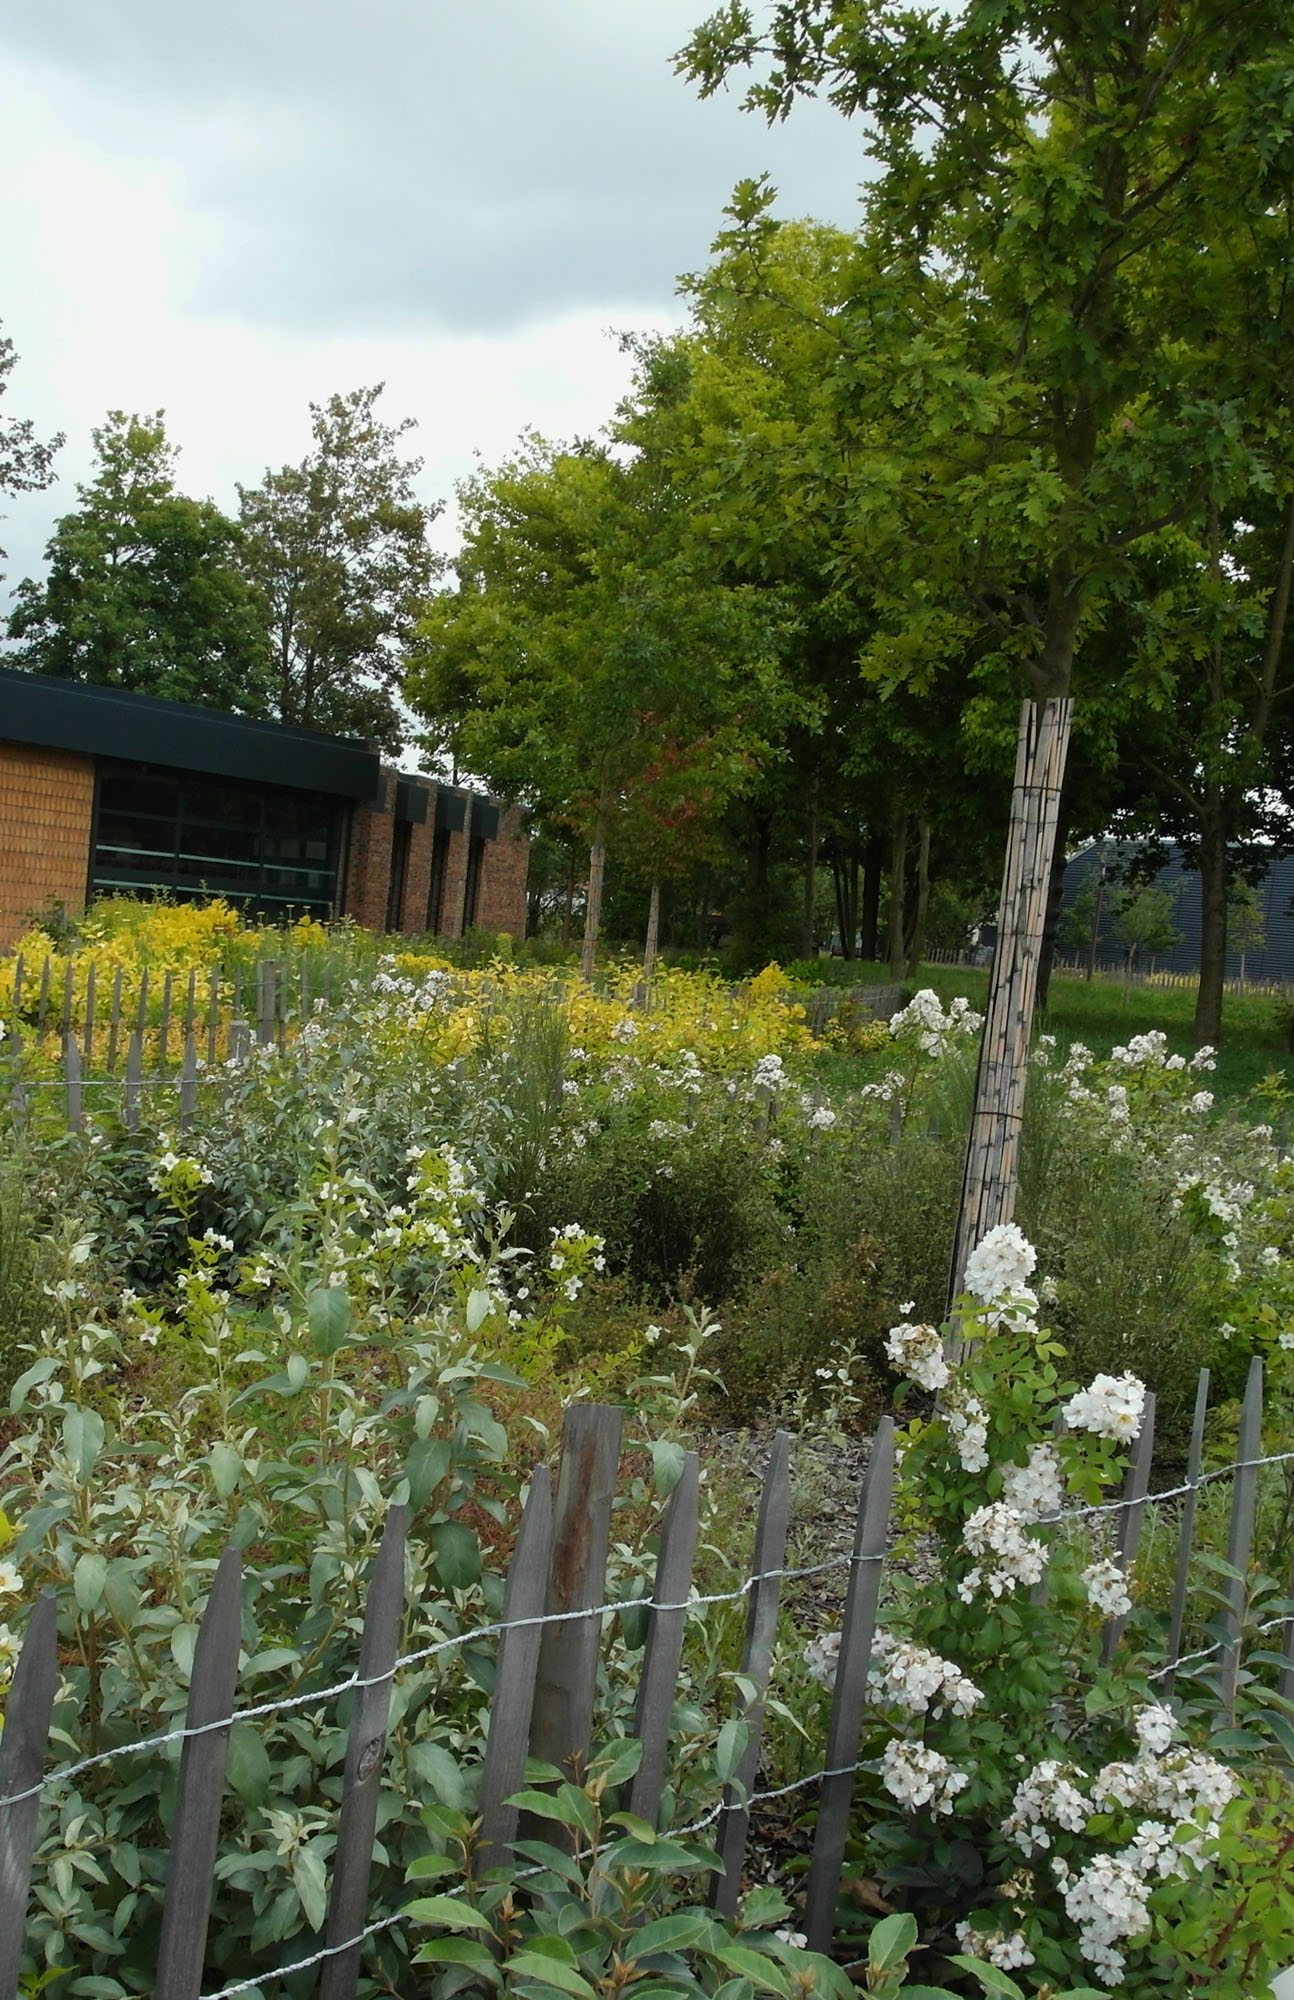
xmin=0 ymin=741 xmax=95 ymax=949
xmin=474 ymin=806 xmax=530 ymax=940
xmin=399 ymin=808 xmax=435 ymax=935
xmin=438 ymin=819 xmax=470 ymax=939
xmin=341 ymin=774 xmax=396 ymax=932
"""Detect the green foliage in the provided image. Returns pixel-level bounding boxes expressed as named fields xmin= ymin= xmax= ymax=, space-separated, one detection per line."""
xmin=6 ymin=412 xmax=271 ymax=710
xmin=0 ymin=1145 xmax=51 ymax=1400
xmin=237 ymin=384 xmax=442 ymax=747
xmin=0 ymin=318 xmax=62 ymax=572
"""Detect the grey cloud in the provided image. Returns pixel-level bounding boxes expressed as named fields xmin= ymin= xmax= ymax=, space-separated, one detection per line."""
xmin=2 ymin=0 xmax=868 ymax=333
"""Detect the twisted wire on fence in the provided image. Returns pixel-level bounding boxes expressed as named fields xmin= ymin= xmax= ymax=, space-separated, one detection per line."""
xmin=190 ymin=1603 xmax=1294 ymax=2000
xmin=7 ymin=1433 xmax=1293 ymax=1816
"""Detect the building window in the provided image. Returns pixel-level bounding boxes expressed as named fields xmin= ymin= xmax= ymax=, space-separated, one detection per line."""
xmin=386 ymin=819 xmax=412 ymax=932
xmin=91 ymin=760 xmax=345 ymax=918
xmin=427 ymin=826 xmax=451 ymax=933
xmin=463 ymin=833 xmax=485 ymax=930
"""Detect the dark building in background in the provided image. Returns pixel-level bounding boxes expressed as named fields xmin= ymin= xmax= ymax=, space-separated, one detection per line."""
xmin=0 ymin=667 xmax=527 ymax=949
xmin=1060 ymin=839 xmax=1294 ymax=982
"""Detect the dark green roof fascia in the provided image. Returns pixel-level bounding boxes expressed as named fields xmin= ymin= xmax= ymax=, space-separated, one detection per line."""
xmin=0 ymin=666 xmax=382 ymax=801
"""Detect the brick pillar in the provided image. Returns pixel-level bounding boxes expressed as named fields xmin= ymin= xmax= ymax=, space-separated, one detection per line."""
xmin=474 ymin=806 xmax=530 ymax=940
xmin=439 ymin=802 xmax=471 ymax=940
xmin=0 ymin=742 xmax=95 ymax=949
xmin=342 ymin=771 xmax=396 ymax=933
xmin=399 ymin=786 xmax=436 ymax=936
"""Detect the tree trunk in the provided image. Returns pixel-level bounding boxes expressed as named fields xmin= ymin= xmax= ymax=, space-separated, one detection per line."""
xmin=643 ymin=880 xmax=661 ymax=978
xmin=831 ymin=849 xmax=853 ymax=961
xmin=580 ymin=798 xmax=608 ymax=982
xmin=886 ymin=814 xmax=909 ymax=983
xmin=904 ymin=818 xmax=932 ymax=979
xmin=561 ymin=849 xmax=576 ymax=946
xmin=1193 ymin=799 xmax=1228 ymax=1048
xmin=745 ymin=813 xmax=773 ymax=966
xmin=860 ymin=833 xmax=883 ymax=963
xmin=950 ymin=696 xmax=1073 ymax=1308
xmin=1034 ymin=807 xmax=1072 ymax=1009
xmin=801 ymin=798 xmax=819 ymax=960
xmin=695 ymin=868 xmax=711 ymax=954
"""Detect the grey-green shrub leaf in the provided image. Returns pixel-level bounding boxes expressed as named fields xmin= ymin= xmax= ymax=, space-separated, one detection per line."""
xmin=209 ymin=1442 xmax=243 ymax=1499
xmin=226 ymin=1722 xmax=272 ymax=1807
xmin=430 ymin=1519 xmax=480 ymax=1589
xmin=307 ymin=1284 xmax=350 ymax=1355
xmin=72 ymin=1551 xmax=106 ymax=1613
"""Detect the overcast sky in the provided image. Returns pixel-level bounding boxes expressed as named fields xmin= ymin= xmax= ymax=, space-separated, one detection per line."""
xmin=0 ymin=0 xmax=867 ymax=611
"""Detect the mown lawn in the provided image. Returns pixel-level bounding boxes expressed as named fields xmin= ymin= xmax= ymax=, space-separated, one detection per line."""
xmin=795 ymin=957 xmax=1294 ymax=1107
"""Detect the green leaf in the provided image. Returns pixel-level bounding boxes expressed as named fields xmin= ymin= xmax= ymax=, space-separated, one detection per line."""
xmin=709 ymin=1944 xmax=791 ymax=1995
xmin=603 ymin=1834 xmax=722 ymax=1873
xmin=715 ymin=1718 xmax=749 ymax=1783
xmin=307 ymin=1283 xmax=351 ymax=1355
xmin=506 ymin=1949 xmax=598 ymax=1999
xmin=406 ymin=1854 xmax=461 ymax=1882
xmin=431 ymin=1520 xmax=481 ymax=1590
xmin=466 ymin=1287 xmax=493 ymax=1333
xmin=209 ymin=1442 xmax=243 ymax=1499
xmin=73 ymin=1551 xmax=106 ymax=1613
xmin=738 ymin=1887 xmax=792 ymax=1929
xmin=650 ymin=1438 xmax=686 ymax=1494
xmin=62 ymin=1406 xmax=105 ymax=1483
xmin=285 ymin=1351 xmax=311 ymax=1391
xmin=410 ymin=1741 xmax=468 ymax=1811
xmin=405 ymin=1894 xmax=495 ymax=1933
xmin=594 ymin=1736 xmax=643 ymax=1788
xmin=292 ymin=1843 xmax=328 ymax=1932
xmin=627 ymin=1910 xmax=718 ymax=1959
xmin=226 ymin=1722 xmax=272 ymax=1807
xmin=869 ymin=1911 xmax=919 ymax=1972
xmin=948 ymin=1958 xmax=1027 ymax=1998
xmin=405 ymin=1435 xmax=452 ymax=1509
xmin=412 ymin=1935 xmax=501 ymax=1979
xmin=505 ymin=1788 xmax=594 ymax=1830
xmin=9 ymin=1354 xmax=59 ymax=1410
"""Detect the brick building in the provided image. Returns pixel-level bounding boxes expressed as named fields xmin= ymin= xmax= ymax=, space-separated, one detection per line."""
xmin=0 ymin=667 xmax=528 ymax=950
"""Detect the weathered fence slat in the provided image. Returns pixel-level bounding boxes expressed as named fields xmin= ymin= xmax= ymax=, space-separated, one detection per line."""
xmin=60 ymin=960 xmax=73 ymax=1041
xmin=154 ymin=1546 xmax=242 ymax=2000
xmin=134 ymin=965 xmax=150 ymax=1049
xmin=178 ymin=1034 xmax=198 ymax=1131
xmin=256 ymin=961 xmax=275 ymax=1046
xmin=0 ymin=1592 xmax=58 ymax=2000
xmin=804 ymin=1418 xmax=897 ymax=1951
xmin=36 ymin=955 xmax=50 ymax=1036
xmin=124 ymin=1031 xmax=143 ymax=1131
xmin=183 ymin=968 xmax=197 ymax=1046
xmin=106 ymin=965 xmax=124 ymax=1073
xmin=82 ymin=962 xmax=96 ymax=1061
xmin=478 ymin=1467 xmax=555 ymax=1870
xmin=709 ymin=1429 xmax=792 ymax=1917
xmin=64 ymin=1034 xmax=82 ymax=1132
xmin=530 ymin=1405 xmax=623 ymax=1780
xmin=10 ymin=950 xmax=23 ymax=1025
xmin=1100 ymin=1391 xmax=1157 ymax=1665
xmin=319 ymin=1505 xmax=408 ymax=2000
xmin=158 ymin=971 xmax=174 ymax=1068
xmin=1164 ymin=1369 xmax=1210 ymax=1691
xmin=7 ymin=1029 xmax=28 ymax=1129
xmin=206 ymin=970 xmax=220 ymax=1068
xmin=1220 ymin=1356 xmax=1264 ymax=1723
xmin=629 ymin=1451 xmax=701 ymax=1827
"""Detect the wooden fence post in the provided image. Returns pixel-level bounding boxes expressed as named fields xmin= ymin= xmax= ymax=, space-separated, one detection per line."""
xmin=709 ymin=1430 xmax=792 ymax=1918
xmin=1220 ymin=1357 xmax=1264 ymax=1725
xmin=158 ymin=972 xmax=174 ymax=1068
xmin=1164 ymin=1370 xmax=1210 ymax=1692
xmin=6 ymin=1029 xmax=28 ymax=1131
xmin=124 ymin=1032 xmax=142 ymax=1132
xmin=154 ymin=1546 xmax=242 ymax=2000
xmin=804 ymin=1419 xmax=896 ymax=1951
xmin=178 ymin=1034 xmax=198 ymax=1132
xmin=530 ymin=1406 xmax=622 ymax=1781
xmin=82 ymin=962 xmax=96 ymax=1062
xmin=478 ymin=1468 xmax=556 ymax=1871
xmin=36 ymin=955 xmax=50 ymax=1038
xmin=0 ymin=1593 xmax=59 ymax=2000
xmin=64 ymin=1034 xmax=82 ymax=1133
xmin=629 ymin=1452 xmax=701 ymax=1828
xmin=106 ymin=965 xmax=124 ymax=1073
xmin=319 ymin=1506 xmax=408 ymax=2000
xmin=256 ymin=961 xmax=275 ymax=1046
xmin=1100 ymin=1392 xmax=1156 ymax=1665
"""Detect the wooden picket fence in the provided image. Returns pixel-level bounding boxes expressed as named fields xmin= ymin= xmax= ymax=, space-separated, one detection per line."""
xmin=1 ymin=1366 xmax=1292 ymax=2000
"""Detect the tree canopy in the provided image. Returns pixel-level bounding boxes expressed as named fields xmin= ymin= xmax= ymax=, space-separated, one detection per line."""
xmin=237 ymin=386 xmax=442 ymax=749
xmin=6 ymin=411 xmax=271 ymax=712
xmin=0 ymin=323 xmax=62 ymax=575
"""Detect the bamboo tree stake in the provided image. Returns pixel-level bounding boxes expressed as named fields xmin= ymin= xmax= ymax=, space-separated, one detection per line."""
xmin=950 ymin=697 xmax=1072 ymax=1314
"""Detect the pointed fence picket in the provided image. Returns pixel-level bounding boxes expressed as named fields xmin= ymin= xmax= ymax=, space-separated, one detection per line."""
xmin=0 ymin=1381 xmax=1289 ymax=1998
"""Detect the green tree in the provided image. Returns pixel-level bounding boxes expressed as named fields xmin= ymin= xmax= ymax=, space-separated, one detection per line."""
xmin=681 ymin=0 xmax=1294 ymax=1283
xmin=7 ymin=411 xmax=270 ymax=711
xmin=237 ymin=386 xmax=442 ymax=749
xmin=0 ymin=322 xmax=63 ymax=575
xmin=408 ymin=436 xmax=793 ymax=975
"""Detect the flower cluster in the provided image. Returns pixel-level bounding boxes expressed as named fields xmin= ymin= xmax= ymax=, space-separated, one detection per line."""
xmin=879 ymin=1739 xmax=970 ymax=1815
xmin=1062 ymin=1372 xmax=1146 ymax=1442
xmin=868 ymin=1631 xmax=983 ymax=1717
xmin=954 ymin=1921 xmax=1035 ymax=1971
xmin=962 ymin=1221 xmax=1037 ymax=1303
xmin=883 ymin=1319 xmax=949 ymax=1392
xmin=1001 ymin=1440 xmax=1064 ymax=1521
xmin=888 ymin=988 xmax=983 ymax=1057
xmin=1080 ymin=1556 xmax=1132 ymax=1617
xmin=957 ymin=1501 xmax=1047 ymax=1601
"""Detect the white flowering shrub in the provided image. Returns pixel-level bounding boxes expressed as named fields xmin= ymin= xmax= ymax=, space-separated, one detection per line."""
xmin=817 ymin=1226 xmax=1294 ymax=1996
